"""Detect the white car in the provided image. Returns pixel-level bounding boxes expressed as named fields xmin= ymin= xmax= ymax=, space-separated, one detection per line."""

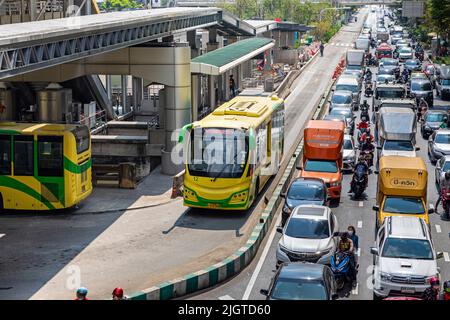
xmin=343 ymin=134 xmax=356 ymax=171
xmin=276 ymin=205 xmax=339 ymax=267
xmin=380 ymin=139 xmax=418 ymax=158
xmin=398 ymin=47 xmax=413 ymax=62
xmin=371 ymin=216 xmax=443 ymax=299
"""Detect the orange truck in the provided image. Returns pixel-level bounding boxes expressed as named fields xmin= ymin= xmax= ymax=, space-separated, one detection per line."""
xmin=298 ymin=120 xmax=345 ymax=201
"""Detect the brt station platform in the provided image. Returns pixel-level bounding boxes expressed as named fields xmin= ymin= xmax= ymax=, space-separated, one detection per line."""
xmin=0 ymin=7 xmax=312 ymax=192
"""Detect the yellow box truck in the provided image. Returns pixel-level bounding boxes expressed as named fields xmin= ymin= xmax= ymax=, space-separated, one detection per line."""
xmin=373 ymin=156 xmax=433 ymax=229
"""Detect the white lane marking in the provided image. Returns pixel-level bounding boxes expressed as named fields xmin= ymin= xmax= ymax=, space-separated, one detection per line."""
xmin=435 ymin=224 xmax=442 ymax=233
xmin=0 ymin=234 xmax=5 ymax=239
xmin=444 ymin=252 xmax=450 ymax=262
xmin=359 ymin=201 xmax=363 ymax=207
xmin=357 ymin=220 xmax=363 ymax=228
xmin=351 ymin=283 xmax=359 ymax=295
xmin=357 ymin=248 xmax=361 ymax=257
xmin=218 ymin=295 xmax=235 ymax=300
xmin=242 ymin=214 xmax=281 ymax=300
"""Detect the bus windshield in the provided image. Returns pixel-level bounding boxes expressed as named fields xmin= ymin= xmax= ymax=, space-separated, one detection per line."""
xmin=188 ymin=128 xmax=249 ymax=179
xmin=382 ymin=197 xmax=425 ymax=214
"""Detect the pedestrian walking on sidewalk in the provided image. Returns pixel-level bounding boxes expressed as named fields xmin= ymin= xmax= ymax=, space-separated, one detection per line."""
xmin=319 ymin=42 xmax=324 ymax=57
xmin=229 ymin=75 xmax=236 ymax=98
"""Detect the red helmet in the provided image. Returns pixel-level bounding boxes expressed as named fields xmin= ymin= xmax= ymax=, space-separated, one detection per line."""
xmin=112 ymin=287 xmax=124 ymax=298
xmin=430 ymin=277 xmax=440 ymax=286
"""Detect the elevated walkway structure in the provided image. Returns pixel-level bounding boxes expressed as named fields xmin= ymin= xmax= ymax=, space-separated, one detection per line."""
xmin=0 ymin=7 xmax=255 ymax=80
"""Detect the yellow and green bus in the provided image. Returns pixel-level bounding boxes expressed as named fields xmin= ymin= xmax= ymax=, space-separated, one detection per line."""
xmin=0 ymin=122 xmax=93 ymax=211
xmin=179 ymin=95 xmax=285 ymax=210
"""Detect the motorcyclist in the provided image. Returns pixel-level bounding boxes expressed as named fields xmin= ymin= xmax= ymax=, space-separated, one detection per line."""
xmin=444 ymin=281 xmax=450 ymax=301
xmin=75 ymin=287 xmax=89 ymax=300
xmin=365 ymin=80 xmax=373 ymax=96
xmin=422 ymin=277 xmax=440 ymax=300
xmin=401 ymin=68 xmax=409 ymax=83
xmin=365 ymin=68 xmax=372 ymax=81
xmin=360 ymin=128 xmax=375 ymax=144
xmin=360 ymin=136 xmax=375 ymax=167
xmin=337 ymin=232 xmax=357 ymax=287
xmin=349 ymin=155 xmax=369 ymax=194
xmin=436 ymin=170 xmax=450 ymax=220
xmin=417 ymin=98 xmax=428 ymax=122
xmin=360 ymin=100 xmax=370 ymax=115
xmin=112 ymin=287 xmax=125 ymax=300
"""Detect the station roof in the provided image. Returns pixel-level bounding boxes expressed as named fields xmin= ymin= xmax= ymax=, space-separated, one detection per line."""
xmin=244 ymin=19 xmax=311 ymax=34
xmin=191 ymin=37 xmax=274 ymax=75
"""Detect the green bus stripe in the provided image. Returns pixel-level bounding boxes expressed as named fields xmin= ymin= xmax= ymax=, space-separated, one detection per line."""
xmin=64 ymin=157 xmax=91 ymax=174
xmin=0 ymin=176 xmax=55 ymax=210
xmin=0 ymin=129 xmax=20 ymax=135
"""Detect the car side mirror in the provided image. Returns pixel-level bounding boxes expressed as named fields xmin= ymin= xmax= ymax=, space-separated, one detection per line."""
xmin=376 ymin=146 xmax=382 ymax=150
xmin=280 ymin=193 xmax=286 ymax=199
xmin=276 ymin=227 xmax=283 ymax=234
xmin=353 ymin=115 xmax=357 ymax=119
xmin=373 ymin=205 xmax=380 ymax=211
xmin=333 ymin=231 xmax=340 ymax=237
xmin=437 ymin=252 xmax=444 ymax=259
xmin=415 ymin=147 xmax=420 ymax=151
xmin=370 ymin=247 xmax=379 ymax=255
xmin=428 ymin=204 xmax=435 ymax=214
xmin=260 ymin=289 xmax=269 ymax=296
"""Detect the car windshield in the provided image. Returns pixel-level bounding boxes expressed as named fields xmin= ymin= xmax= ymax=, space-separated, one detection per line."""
xmin=271 ymin=279 xmax=327 ymax=300
xmin=382 ymin=59 xmax=397 ymax=66
xmin=442 ymin=79 xmax=450 ymax=85
xmin=188 ymin=128 xmax=248 ymax=178
xmin=379 ymin=68 xmax=393 ymax=75
xmin=330 ymin=109 xmax=351 ymax=118
xmin=406 ymin=60 xmax=419 ymax=66
xmin=426 ymin=113 xmax=446 ymax=122
xmin=399 ymin=48 xmax=412 ymax=54
xmin=336 ymin=84 xmax=358 ymax=93
xmin=435 ymin=134 xmax=450 ymax=144
xmin=332 ymin=94 xmax=352 ymax=104
xmin=382 ymin=197 xmax=425 ymax=214
xmin=285 ymin=218 xmax=330 ymax=239
xmin=383 ymin=140 xmax=414 ymax=151
xmin=346 ymin=65 xmax=361 ymax=71
xmin=382 ymin=238 xmax=433 ymax=260
xmin=377 ymin=50 xmax=392 ymax=56
xmin=344 ymin=139 xmax=353 ymax=149
xmin=287 ymin=183 xmax=325 ymax=201
xmin=378 ymin=75 xmax=393 ymax=83
xmin=411 ymin=82 xmax=432 ymax=91
xmin=377 ymin=88 xmax=405 ymax=98
xmin=304 ymin=160 xmax=338 ymax=173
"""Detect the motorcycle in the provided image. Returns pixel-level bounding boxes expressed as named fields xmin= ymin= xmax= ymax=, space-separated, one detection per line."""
xmin=440 ymin=188 xmax=450 ymax=221
xmin=360 ymin=104 xmax=370 ymax=121
xmin=330 ymin=251 xmax=353 ymax=290
xmin=360 ymin=149 xmax=374 ymax=168
xmin=351 ymin=167 xmax=368 ymax=199
xmin=364 ymin=82 xmax=373 ymax=97
xmin=415 ymin=51 xmax=424 ymax=62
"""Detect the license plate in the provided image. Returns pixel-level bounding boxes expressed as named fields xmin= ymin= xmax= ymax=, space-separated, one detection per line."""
xmin=207 ymin=203 xmax=219 ymax=208
xmin=401 ymin=287 xmax=415 ymax=294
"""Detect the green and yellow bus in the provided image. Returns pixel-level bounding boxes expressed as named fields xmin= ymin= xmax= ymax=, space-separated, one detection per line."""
xmin=0 ymin=122 xmax=93 ymax=211
xmin=179 ymin=95 xmax=284 ymax=210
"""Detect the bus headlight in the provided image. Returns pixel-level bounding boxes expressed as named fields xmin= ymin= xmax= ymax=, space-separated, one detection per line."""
xmin=229 ymin=190 xmax=248 ymax=204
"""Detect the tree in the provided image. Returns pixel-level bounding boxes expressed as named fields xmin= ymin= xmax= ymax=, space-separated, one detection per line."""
xmin=101 ymin=0 xmax=144 ymax=12
xmin=427 ymin=0 xmax=450 ymax=39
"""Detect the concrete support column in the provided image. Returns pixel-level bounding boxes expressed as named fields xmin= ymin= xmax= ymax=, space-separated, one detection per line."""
xmin=106 ymin=74 xmax=112 ymax=102
xmin=191 ymin=74 xmax=200 ymax=121
xmin=30 ymin=0 xmax=37 ymax=20
xmin=208 ymin=29 xmax=217 ymax=44
xmin=187 ymin=30 xmax=199 ymax=58
xmin=132 ymin=76 xmax=143 ymax=111
xmin=238 ymin=64 xmax=243 ymax=92
xmin=208 ymin=75 xmax=216 ymax=109
xmin=121 ymin=75 xmax=127 ymax=113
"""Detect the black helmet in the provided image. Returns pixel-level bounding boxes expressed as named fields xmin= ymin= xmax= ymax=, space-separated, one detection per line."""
xmin=445 ymin=171 xmax=450 ymax=180
xmin=341 ymin=232 xmax=349 ymax=240
xmin=444 ymin=281 xmax=450 ymax=293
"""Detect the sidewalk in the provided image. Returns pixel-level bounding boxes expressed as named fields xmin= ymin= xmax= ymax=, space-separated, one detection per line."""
xmin=77 ymin=166 xmax=174 ymax=214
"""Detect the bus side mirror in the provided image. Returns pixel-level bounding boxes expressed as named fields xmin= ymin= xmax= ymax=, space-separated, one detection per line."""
xmin=276 ymin=227 xmax=283 ymax=234
xmin=280 ymin=193 xmax=286 ymax=198
xmin=373 ymin=205 xmax=380 ymax=211
xmin=437 ymin=252 xmax=444 ymax=259
xmin=415 ymin=147 xmax=421 ymax=151
xmin=260 ymin=289 xmax=269 ymax=296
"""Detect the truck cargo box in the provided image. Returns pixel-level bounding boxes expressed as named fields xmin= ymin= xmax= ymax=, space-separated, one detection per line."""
xmin=377 ymin=156 xmax=427 ymax=202
xmin=346 ymin=49 xmax=365 ymax=67
xmin=303 ymin=120 xmax=344 ymax=163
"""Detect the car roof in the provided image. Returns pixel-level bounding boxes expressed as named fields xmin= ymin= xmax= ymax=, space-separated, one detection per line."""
xmin=330 ymin=106 xmax=352 ymax=112
xmin=278 ymin=262 xmax=325 ymax=281
xmin=436 ymin=129 xmax=450 ymax=135
xmin=291 ymin=177 xmax=325 ymax=186
xmin=336 ymin=77 xmax=358 ymax=85
xmin=411 ymin=78 xmax=431 ymax=84
xmin=386 ymin=216 xmax=428 ymax=240
xmin=292 ymin=205 xmax=329 ymax=219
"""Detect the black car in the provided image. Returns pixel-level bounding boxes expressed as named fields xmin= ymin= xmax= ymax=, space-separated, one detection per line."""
xmin=421 ymin=110 xmax=448 ymax=138
xmin=280 ymin=178 xmax=328 ymax=226
xmin=260 ymin=262 xmax=338 ymax=300
xmin=410 ymin=78 xmax=434 ymax=108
